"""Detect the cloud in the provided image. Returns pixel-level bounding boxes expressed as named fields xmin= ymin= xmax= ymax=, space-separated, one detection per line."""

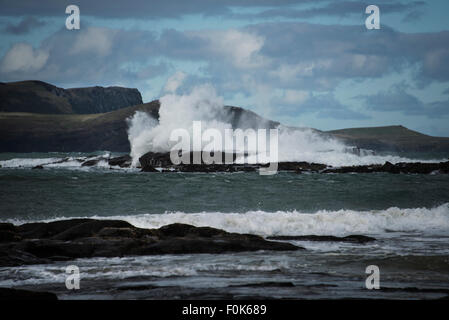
xmin=0 ymin=16 xmax=448 ymax=125
xmin=0 ymin=43 xmax=48 ymax=73
xmin=402 ymin=9 xmax=425 ymax=23
xmin=3 ymin=19 xmax=448 ymax=92
xmin=358 ymin=84 xmax=449 ymax=118
xmin=193 ymin=29 xmax=267 ymax=69
xmin=3 ymin=16 xmax=45 ymax=34
xmin=274 ymin=91 xmax=370 ymax=120
xmin=281 ymin=89 xmax=310 ymax=105
xmin=303 ymin=93 xmax=370 ymax=120
xmin=247 ymin=22 xmax=449 ymax=87
xmin=0 ymin=26 xmax=161 ymax=85
xmin=71 ymin=27 xmax=116 ymax=56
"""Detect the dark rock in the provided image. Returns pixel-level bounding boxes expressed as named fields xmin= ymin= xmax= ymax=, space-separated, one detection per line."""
xmin=157 ymin=223 xmax=227 ymax=238
xmin=0 ymin=230 xmax=21 ymax=243
xmin=17 ymin=218 xmax=93 ymax=239
xmin=32 ymin=165 xmax=44 ymax=170
xmin=108 ymin=155 xmax=132 ymax=167
xmin=49 ymin=220 xmax=136 ymax=241
xmin=277 ymin=162 xmax=327 ymax=172
xmin=0 ymin=223 xmax=21 ymax=243
xmin=0 ymin=247 xmax=51 ymax=266
xmin=381 ymin=161 xmax=400 ymax=174
xmin=322 ymin=161 xmax=449 ymax=174
xmin=97 ymin=227 xmax=143 ymax=238
xmin=267 ymin=234 xmax=376 ymax=244
xmin=0 ymin=223 xmax=16 ymax=232
xmin=139 ymin=152 xmax=173 ymax=168
xmin=0 ymin=287 xmax=58 ymax=300
xmin=0 ymin=220 xmax=301 ymax=267
xmin=81 ymin=159 xmax=100 ymax=166
xmin=141 ymin=164 xmax=159 ymax=172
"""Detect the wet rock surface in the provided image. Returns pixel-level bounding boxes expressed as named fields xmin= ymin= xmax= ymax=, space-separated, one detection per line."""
xmin=108 ymin=155 xmax=132 ymax=167
xmin=0 ymin=219 xmax=300 ymax=267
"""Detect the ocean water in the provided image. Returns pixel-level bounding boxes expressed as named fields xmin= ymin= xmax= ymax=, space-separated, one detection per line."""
xmin=0 ymin=152 xmax=449 ymax=299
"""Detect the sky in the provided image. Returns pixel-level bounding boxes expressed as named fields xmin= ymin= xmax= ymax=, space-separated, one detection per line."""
xmin=0 ymin=0 xmax=449 ymax=136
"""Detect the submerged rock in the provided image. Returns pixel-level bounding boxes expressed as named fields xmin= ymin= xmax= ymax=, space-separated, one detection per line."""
xmin=0 ymin=219 xmax=300 ymax=267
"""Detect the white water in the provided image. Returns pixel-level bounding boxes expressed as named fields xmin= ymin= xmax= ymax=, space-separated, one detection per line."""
xmin=0 ymin=153 xmax=137 ymax=170
xmin=6 ymin=203 xmax=449 ymax=237
xmin=126 ymin=81 xmax=442 ymax=167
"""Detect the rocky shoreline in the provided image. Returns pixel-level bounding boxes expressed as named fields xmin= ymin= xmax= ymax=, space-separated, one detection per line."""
xmin=0 ymin=219 xmax=300 ymax=267
xmin=137 ymin=151 xmax=449 ymax=174
xmin=0 ymin=218 xmax=382 ymax=268
xmin=22 ymin=152 xmax=449 ymax=174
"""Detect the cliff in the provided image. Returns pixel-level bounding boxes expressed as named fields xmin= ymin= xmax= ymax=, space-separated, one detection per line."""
xmin=0 ymin=80 xmax=143 ymax=114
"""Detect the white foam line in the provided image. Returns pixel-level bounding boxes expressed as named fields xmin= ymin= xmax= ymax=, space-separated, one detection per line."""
xmin=5 ymin=203 xmax=449 ymax=237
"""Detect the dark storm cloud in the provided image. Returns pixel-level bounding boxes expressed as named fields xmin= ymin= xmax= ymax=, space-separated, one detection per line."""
xmin=3 ymin=16 xmax=45 ymax=34
xmin=1 ymin=14 xmax=449 ymax=122
xmin=0 ymin=0 xmax=423 ymax=20
xmin=0 ymin=26 xmax=164 ymax=85
xmin=401 ymin=9 xmax=425 ymax=23
xmin=0 ymin=0 xmax=318 ymax=19
xmin=2 ymin=19 xmax=449 ymax=88
xmin=3 ymin=17 xmax=449 ymax=98
xmin=233 ymin=1 xmax=425 ymax=20
xmin=359 ymin=85 xmax=449 ymax=118
xmin=295 ymin=93 xmax=370 ymax=119
xmin=245 ymin=22 xmax=449 ymax=86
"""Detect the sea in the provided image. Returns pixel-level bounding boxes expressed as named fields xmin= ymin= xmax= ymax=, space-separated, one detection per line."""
xmin=0 ymin=151 xmax=448 ymax=300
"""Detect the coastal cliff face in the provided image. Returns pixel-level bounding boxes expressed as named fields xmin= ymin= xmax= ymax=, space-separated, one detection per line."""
xmin=0 ymin=100 xmax=160 ymax=152
xmin=0 ymin=80 xmax=143 ymax=114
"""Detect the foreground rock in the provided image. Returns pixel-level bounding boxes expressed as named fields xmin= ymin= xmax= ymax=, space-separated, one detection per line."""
xmin=0 ymin=220 xmax=300 ymax=267
xmin=267 ymin=235 xmax=376 ymax=244
xmin=0 ymin=288 xmax=58 ymax=300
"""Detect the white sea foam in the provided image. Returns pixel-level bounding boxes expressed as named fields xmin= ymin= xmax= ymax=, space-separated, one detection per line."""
xmin=0 ymin=153 xmax=127 ymax=170
xmin=7 ymin=203 xmax=449 ymax=237
xmin=0 ymin=157 xmax=62 ymax=168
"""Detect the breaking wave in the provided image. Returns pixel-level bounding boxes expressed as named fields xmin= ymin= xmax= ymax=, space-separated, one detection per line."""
xmin=126 ymin=82 xmax=442 ymax=167
xmin=7 ymin=203 xmax=449 ymax=237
